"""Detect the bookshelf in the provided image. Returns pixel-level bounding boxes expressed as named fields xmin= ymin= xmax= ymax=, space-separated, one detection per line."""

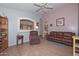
xmin=0 ymin=16 xmax=8 ymax=53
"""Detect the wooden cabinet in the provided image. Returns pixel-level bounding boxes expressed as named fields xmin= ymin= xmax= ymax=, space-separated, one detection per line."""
xmin=72 ymin=36 xmax=79 ymax=56
xmin=0 ymin=16 xmax=8 ymax=53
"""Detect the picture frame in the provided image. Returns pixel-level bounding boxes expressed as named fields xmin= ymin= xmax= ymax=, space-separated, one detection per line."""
xmin=44 ymin=24 xmax=48 ymax=32
xmin=56 ymin=17 xmax=65 ymax=26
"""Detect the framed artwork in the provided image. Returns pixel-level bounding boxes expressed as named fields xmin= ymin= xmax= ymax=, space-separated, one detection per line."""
xmin=56 ymin=17 xmax=65 ymax=26
xmin=44 ymin=24 xmax=48 ymax=32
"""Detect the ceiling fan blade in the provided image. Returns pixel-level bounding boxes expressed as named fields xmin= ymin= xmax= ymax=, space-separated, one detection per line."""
xmin=33 ymin=4 xmax=42 ymax=7
xmin=36 ymin=8 xmax=42 ymax=12
xmin=44 ymin=3 xmax=47 ymax=6
xmin=44 ymin=7 xmax=53 ymax=9
xmin=41 ymin=3 xmax=47 ymax=7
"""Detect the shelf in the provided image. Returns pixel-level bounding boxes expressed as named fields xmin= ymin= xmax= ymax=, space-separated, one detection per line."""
xmin=75 ymin=53 xmax=79 ymax=56
xmin=72 ymin=36 xmax=79 ymax=40
xmin=72 ymin=36 xmax=79 ymax=56
xmin=0 ymin=16 xmax=8 ymax=52
xmin=75 ymin=43 xmax=79 ymax=48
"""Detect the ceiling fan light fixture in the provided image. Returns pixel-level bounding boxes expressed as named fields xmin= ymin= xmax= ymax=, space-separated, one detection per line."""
xmin=33 ymin=3 xmax=53 ymax=12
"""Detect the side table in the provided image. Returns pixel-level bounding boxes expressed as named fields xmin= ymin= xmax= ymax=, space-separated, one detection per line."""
xmin=17 ymin=35 xmax=24 ymax=45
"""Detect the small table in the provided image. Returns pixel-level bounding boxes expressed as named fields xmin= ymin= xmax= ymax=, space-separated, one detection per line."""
xmin=17 ymin=35 xmax=23 ymax=45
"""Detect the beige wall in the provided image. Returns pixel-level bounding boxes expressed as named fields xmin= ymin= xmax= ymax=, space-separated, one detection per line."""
xmin=43 ymin=4 xmax=78 ymax=35
xmin=78 ymin=4 xmax=79 ymax=35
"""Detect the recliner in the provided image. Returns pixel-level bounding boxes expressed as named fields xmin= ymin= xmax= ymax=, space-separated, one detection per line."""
xmin=29 ymin=31 xmax=40 ymax=45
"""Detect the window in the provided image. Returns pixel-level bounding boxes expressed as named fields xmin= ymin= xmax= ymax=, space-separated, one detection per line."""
xmin=20 ymin=19 xmax=34 ymax=30
xmin=18 ymin=18 xmax=36 ymax=32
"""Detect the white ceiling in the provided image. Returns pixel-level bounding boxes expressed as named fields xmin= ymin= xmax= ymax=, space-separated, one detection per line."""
xmin=0 ymin=3 xmax=69 ymax=16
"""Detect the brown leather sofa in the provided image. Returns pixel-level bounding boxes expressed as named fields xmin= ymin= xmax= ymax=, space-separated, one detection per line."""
xmin=46 ymin=31 xmax=75 ymax=46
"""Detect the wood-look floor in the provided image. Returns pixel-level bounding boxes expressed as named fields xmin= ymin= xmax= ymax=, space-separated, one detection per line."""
xmin=0 ymin=39 xmax=73 ymax=56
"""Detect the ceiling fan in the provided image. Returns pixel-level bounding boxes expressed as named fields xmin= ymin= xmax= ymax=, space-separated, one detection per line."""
xmin=33 ymin=3 xmax=53 ymax=12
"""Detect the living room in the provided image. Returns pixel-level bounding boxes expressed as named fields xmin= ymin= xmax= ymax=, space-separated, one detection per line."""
xmin=0 ymin=3 xmax=79 ymax=56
